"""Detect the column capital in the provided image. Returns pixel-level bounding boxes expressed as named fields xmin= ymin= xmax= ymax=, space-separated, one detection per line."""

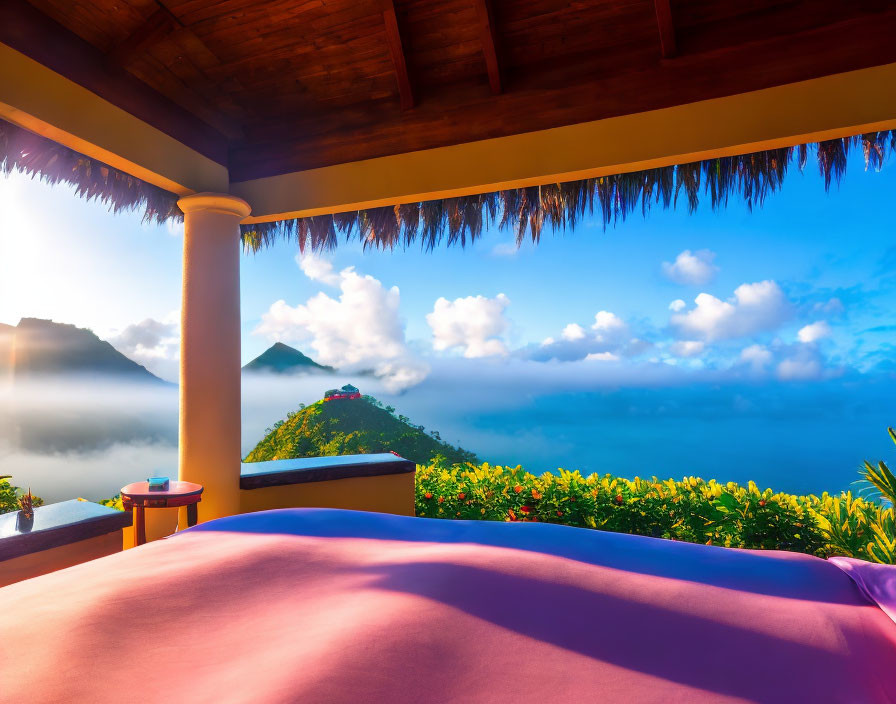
xmin=177 ymin=192 xmax=252 ymax=219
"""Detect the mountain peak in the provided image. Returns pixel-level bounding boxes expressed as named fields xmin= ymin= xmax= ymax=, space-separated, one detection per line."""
xmin=0 ymin=318 xmax=164 ymax=383
xmin=243 ymin=342 xmax=333 ymax=375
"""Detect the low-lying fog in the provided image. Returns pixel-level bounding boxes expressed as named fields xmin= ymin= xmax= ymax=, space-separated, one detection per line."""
xmin=1 ymin=362 xmax=894 ymax=503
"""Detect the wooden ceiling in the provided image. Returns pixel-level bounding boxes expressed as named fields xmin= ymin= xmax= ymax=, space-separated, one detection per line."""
xmin=5 ymin=0 xmax=896 ymax=183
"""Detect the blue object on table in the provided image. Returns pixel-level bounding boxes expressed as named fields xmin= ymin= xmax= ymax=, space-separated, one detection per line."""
xmin=147 ymin=476 xmax=170 ymax=491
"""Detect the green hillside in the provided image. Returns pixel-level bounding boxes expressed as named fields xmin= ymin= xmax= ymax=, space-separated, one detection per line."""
xmin=244 ymin=393 xmax=478 ymax=466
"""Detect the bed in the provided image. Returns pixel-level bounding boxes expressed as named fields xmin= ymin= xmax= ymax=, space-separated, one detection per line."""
xmin=2 ymin=508 xmax=895 ymax=702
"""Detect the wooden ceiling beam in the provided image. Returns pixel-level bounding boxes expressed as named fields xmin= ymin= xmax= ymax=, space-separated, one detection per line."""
xmin=101 ymin=3 xmax=246 ymax=139
xmin=474 ymin=0 xmax=502 ymax=94
xmin=653 ymin=0 xmax=677 ymax=58
xmin=381 ymin=0 xmax=414 ymax=110
xmin=0 ymin=0 xmax=228 ymax=163
xmin=105 ymin=7 xmax=178 ymax=69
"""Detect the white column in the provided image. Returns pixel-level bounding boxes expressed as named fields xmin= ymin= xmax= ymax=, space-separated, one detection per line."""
xmin=176 ymin=193 xmax=251 ymax=523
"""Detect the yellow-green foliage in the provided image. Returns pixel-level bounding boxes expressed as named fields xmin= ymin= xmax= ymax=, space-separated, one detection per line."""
xmin=245 ymin=398 xmax=478 ymax=466
xmin=415 ymin=461 xmax=896 ymax=563
xmin=0 ymin=476 xmax=43 ymax=515
xmin=99 ymin=494 xmax=124 ymax=511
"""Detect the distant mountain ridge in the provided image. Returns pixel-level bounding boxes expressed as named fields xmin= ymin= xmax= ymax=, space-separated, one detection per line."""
xmin=0 ymin=319 xmax=174 ymax=453
xmin=0 ymin=318 xmax=165 ymax=384
xmin=243 ymin=342 xmax=332 ymax=375
xmin=0 ymin=321 xmax=332 ymax=382
xmin=245 ymin=390 xmax=478 ymax=466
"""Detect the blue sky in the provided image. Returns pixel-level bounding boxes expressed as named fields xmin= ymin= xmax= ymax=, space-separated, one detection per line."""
xmin=3 ymin=149 xmax=896 ymax=495
xmin=1 ymin=149 xmax=895 ymax=390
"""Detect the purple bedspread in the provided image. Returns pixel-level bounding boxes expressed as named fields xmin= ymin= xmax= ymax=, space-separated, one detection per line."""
xmin=1 ymin=508 xmax=895 ymax=702
xmin=830 ymin=556 xmax=896 ymax=625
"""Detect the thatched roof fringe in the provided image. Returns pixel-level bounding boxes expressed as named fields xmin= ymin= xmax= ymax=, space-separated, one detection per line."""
xmin=1 ymin=118 xmax=891 ymax=253
xmin=0 ymin=119 xmax=181 ymax=225
xmin=241 ymin=131 xmax=895 ymax=253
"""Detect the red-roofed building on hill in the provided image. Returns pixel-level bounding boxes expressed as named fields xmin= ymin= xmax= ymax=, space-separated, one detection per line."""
xmin=323 ymin=385 xmax=361 ymax=402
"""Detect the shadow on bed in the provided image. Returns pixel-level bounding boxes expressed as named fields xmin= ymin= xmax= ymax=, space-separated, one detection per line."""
xmin=348 ymin=558 xmax=865 ymax=701
xmin=184 ymin=507 xmax=865 ymax=605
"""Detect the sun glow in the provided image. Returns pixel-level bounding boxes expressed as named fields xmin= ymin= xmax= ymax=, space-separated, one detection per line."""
xmin=0 ymin=174 xmax=40 ymax=325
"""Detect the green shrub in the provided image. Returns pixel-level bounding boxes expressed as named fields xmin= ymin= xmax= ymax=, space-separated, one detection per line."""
xmin=0 ymin=476 xmax=44 ymax=515
xmin=99 ymin=494 xmax=124 ymax=511
xmin=415 ymin=460 xmax=896 ymax=563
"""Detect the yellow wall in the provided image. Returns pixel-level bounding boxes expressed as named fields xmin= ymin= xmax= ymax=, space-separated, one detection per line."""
xmin=240 ymin=472 xmax=415 ymax=517
xmin=0 ymin=531 xmax=123 ymax=587
xmin=0 ymin=44 xmax=228 ymax=195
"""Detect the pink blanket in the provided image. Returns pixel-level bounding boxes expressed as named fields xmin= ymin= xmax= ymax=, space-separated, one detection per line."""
xmin=2 ymin=508 xmax=896 ymax=703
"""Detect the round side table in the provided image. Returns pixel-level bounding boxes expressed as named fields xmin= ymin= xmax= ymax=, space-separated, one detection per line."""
xmin=120 ymin=481 xmax=203 ymax=547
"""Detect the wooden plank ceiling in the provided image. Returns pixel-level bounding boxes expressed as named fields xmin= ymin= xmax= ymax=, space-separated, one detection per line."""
xmin=10 ymin=0 xmax=896 ymax=182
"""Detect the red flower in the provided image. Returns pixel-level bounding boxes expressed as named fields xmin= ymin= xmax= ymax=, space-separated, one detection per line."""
xmin=531 ymin=489 xmax=542 ymax=500
xmin=458 ymin=492 xmax=466 ymax=500
xmin=520 ymin=505 xmax=530 ymax=514
xmin=513 ymin=485 xmax=523 ymax=494
xmin=759 ymin=500 xmax=766 ymax=507
xmin=424 ymin=492 xmax=433 ymax=500
xmin=556 ymin=510 xmax=563 ymax=517
xmin=615 ymin=494 xmax=624 ymax=505
xmin=438 ymin=496 xmax=444 ymax=504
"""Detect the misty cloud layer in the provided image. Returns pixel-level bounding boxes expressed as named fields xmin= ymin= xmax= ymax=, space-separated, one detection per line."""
xmin=2 ymin=362 xmax=894 ymax=503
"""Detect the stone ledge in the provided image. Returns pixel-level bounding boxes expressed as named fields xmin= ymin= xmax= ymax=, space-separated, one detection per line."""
xmin=0 ymin=499 xmax=132 ymax=562
xmin=240 ymin=453 xmax=416 ymax=490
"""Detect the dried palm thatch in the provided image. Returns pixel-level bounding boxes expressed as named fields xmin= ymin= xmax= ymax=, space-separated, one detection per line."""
xmin=2 ymin=118 xmax=893 ymax=253
xmin=0 ymin=119 xmax=181 ymax=224
xmin=241 ymin=132 xmax=896 ymax=253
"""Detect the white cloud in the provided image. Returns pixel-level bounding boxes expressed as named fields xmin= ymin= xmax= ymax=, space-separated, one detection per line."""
xmin=107 ymin=312 xmax=179 ymax=381
xmin=740 ymin=344 xmax=772 ymax=369
xmin=427 ymin=294 xmax=511 ymax=358
xmin=297 ymin=254 xmax=340 ymax=286
xmin=1 ymin=441 xmax=179 ymax=503
xmin=661 ymin=249 xmax=719 ymax=285
xmin=533 ymin=311 xmax=647 ymax=362
xmin=585 ymin=352 xmax=619 ymax=362
xmin=670 ymin=340 xmax=705 ymax=357
xmin=668 ymin=299 xmax=686 ymax=312
xmin=561 ymin=323 xmax=586 ymax=341
xmin=797 ymin=321 xmax=832 ymax=344
xmin=777 ymin=356 xmax=822 ymax=381
xmin=592 ymin=311 xmax=626 ymax=334
xmin=254 ymin=265 xmax=427 ymax=391
xmin=670 ymin=281 xmax=791 ymax=342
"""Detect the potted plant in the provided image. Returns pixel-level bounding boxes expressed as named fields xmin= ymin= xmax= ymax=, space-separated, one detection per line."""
xmin=16 ymin=488 xmax=36 ymax=532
